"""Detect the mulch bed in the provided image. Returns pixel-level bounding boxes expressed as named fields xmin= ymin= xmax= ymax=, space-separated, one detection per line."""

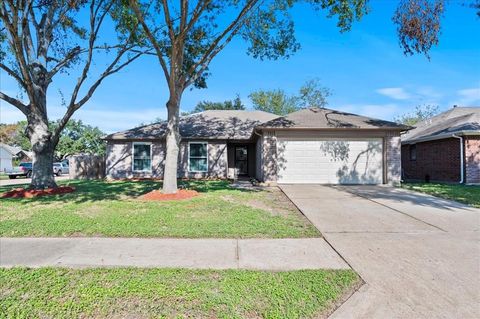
xmin=1 ymin=186 xmax=76 ymax=199
xmin=140 ymin=189 xmax=199 ymax=201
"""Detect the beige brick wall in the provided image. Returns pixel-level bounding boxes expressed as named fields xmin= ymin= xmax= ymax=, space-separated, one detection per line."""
xmin=465 ymin=136 xmax=480 ymax=184
xmin=106 ymin=141 xmax=165 ymax=179
xmin=386 ymin=135 xmax=401 ymax=185
xmin=177 ymin=141 xmax=228 ymax=179
xmin=106 ymin=140 xmax=228 ymax=180
xmin=261 ymin=131 xmax=277 ymax=183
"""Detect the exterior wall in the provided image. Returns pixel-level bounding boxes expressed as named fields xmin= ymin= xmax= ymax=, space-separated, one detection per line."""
xmin=261 ymin=131 xmax=277 ymax=183
xmin=401 ymin=138 xmax=461 ymax=183
xmin=0 ymin=147 xmax=13 ymax=172
xmin=255 ymin=137 xmax=263 ymax=181
xmin=386 ymin=135 xmax=401 ymax=185
xmin=178 ymin=141 xmax=228 ymax=179
xmin=106 ymin=141 xmax=165 ymax=179
xmin=465 ymin=136 xmax=480 ymax=184
xmin=107 ymin=140 xmax=228 ymax=179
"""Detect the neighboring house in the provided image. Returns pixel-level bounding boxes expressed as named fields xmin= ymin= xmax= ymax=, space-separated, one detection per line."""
xmin=0 ymin=143 xmax=32 ymax=172
xmin=401 ymin=106 xmax=480 ymax=184
xmin=104 ymin=107 xmax=409 ymax=185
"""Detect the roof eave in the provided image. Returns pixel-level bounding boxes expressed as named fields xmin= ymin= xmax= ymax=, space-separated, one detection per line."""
xmin=402 ymin=130 xmax=480 ymax=144
xmin=256 ymin=126 xmax=410 ymax=131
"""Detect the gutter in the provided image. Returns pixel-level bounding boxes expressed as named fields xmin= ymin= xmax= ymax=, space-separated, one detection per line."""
xmin=452 ymin=134 xmax=464 ymax=184
xmin=402 ymin=130 xmax=480 ymax=145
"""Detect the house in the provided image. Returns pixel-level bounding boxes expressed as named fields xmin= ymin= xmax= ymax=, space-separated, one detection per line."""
xmin=104 ymin=107 xmax=409 ymax=185
xmin=401 ymin=106 xmax=480 ymax=184
xmin=0 ymin=143 xmax=32 ymax=172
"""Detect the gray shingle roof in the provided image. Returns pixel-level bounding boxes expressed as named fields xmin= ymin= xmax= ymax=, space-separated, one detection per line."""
xmin=104 ymin=110 xmax=279 ymax=140
xmin=258 ymin=107 xmax=410 ymax=130
xmin=402 ymin=107 xmax=480 ymax=143
xmin=0 ymin=143 xmax=22 ymax=155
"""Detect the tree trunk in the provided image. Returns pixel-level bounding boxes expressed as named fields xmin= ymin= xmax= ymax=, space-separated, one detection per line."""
xmin=31 ymin=144 xmax=56 ymax=189
xmin=27 ymin=109 xmax=57 ymax=189
xmin=162 ymin=91 xmax=182 ymax=194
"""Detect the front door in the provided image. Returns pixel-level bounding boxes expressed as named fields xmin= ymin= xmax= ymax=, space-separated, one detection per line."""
xmin=235 ymin=146 xmax=248 ymax=176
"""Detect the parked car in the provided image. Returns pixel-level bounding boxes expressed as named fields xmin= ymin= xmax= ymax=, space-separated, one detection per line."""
xmin=5 ymin=162 xmax=33 ymax=179
xmin=53 ymin=162 xmax=69 ymax=176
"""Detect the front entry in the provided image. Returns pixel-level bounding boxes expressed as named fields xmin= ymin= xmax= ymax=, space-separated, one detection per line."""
xmin=235 ymin=146 xmax=248 ymax=176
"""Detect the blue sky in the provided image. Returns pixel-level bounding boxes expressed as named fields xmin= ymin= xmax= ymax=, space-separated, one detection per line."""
xmin=1 ymin=1 xmax=479 ymax=133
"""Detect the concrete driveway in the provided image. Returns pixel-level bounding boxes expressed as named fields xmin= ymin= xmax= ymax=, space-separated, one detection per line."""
xmin=280 ymin=184 xmax=480 ymax=319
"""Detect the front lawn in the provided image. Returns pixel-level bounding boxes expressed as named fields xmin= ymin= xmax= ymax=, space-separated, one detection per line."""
xmin=0 ymin=267 xmax=359 ymax=319
xmin=0 ymin=180 xmax=319 ymax=238
xmin=402 ymin=183 xmax=480 ymax=208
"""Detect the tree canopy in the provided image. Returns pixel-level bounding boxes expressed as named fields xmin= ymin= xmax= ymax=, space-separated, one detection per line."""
xmin=188 ymin=95 xmax=245 ymax=114
xmin=395 ymin=104 xmax=439 ymax=126
xmin=250 ymin=79 xmax=331 ymax=115
xmin=0 ymin=120 xmax=106 ymax=160
xmin=0 ymin=0 xmax=146 ymax=188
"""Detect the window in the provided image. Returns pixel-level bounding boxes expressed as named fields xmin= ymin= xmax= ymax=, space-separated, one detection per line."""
xmin=189 ymin=142 xmax=208 ymax=172
xmin=132 ymin=143 xmax=152 ymax=172
xmin=409 ymin=144 xmax=417 ymax=161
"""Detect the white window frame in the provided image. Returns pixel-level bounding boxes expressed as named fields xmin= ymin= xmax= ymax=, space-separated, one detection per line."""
xmin=188 ymin=142 xmax=208 ymax=173
xmin=132 ymin=142 xmax=152 ymax=172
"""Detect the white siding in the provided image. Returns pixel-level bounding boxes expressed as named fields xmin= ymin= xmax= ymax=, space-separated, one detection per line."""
xmin=0 ymin=147 xmax=13 ymax=172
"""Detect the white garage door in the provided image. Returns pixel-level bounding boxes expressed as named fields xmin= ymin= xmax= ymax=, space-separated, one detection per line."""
xmin=277 ymin=138 xmax=384 ymax=184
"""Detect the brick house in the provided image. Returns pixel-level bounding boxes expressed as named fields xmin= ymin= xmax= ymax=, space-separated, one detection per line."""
xmin=104 ymin=107 xmax=409 ymax=185
xmin=401 ymin=106 xmax=480 ymax=184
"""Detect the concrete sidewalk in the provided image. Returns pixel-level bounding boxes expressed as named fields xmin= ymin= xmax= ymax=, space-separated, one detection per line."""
xmin=0 ymin=237 xmax=349 ymax=270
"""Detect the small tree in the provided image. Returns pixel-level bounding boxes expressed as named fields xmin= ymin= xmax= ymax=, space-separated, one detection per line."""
xmin=250 ymin=79 xmax=331 ymax=115
xmin=249 ymin=89 xmax=298 ymax=116
xmin=53 ymin=120 xmax=106 ymax=160
xmin=395 ymin=104 xmax=439 ymax=126
xmin=0 ymin=0 xmax=146 ymax=188
xmin=0 ymin=121 xmax=30 ymax=150
xmin=189 ymin=95 xmax=245 ymax=114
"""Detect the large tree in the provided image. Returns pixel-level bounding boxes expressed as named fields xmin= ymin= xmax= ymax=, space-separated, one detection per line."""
xmin=128 ymin=0 xmax=475 ymax=194
xmin=0 ymin=0 xmax=146 ymax=188
xmin=128 ymin=0 xmax=368 ymax=193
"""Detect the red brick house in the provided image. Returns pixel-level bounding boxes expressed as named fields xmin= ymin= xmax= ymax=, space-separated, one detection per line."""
xmin=401 ymin=106 xmax=480 ymax=184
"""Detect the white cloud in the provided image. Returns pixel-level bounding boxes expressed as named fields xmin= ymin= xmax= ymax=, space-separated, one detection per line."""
xmin=454 ymin=87 xmax=480 ymax=106
xmin=376 ymin=87 xmax=411 ymax=100
xmin=415 ymin=86 xmax=443 ymax=101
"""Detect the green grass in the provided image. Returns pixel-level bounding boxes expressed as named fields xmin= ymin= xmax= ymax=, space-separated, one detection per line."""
xmin=402 ymin=183 xmax=480 ymax=208
xmin=0 ymin=180 xmax=319 ymax=238
xmin=0 ymin=267 xmax=359 ymax=319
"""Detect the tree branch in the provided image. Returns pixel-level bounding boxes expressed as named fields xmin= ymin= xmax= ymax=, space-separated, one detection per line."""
xmin=129 ymin=0 xmax=170 ymax=82
xmin=0 ymin=91 xmax=28 ymax=115
xmin=53 ymin=49 xmax=146 ymax=143
xmin=0 ymin=63 xmax=26 ymax=88
xmin=161 ymin=0 xmax=176 ymax=41
xmin=184 ymin=0 xmax=259 ymax=86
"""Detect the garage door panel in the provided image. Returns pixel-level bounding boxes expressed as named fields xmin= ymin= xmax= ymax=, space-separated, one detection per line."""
xmin=277 ymin=139 xmax=383 ymax=184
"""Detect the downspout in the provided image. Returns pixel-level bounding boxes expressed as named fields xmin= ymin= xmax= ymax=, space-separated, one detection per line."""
xmin=452 ymin=134 xmax=464 ymax=184
xmin=253 ymin=129 xmax=263 ymax=182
